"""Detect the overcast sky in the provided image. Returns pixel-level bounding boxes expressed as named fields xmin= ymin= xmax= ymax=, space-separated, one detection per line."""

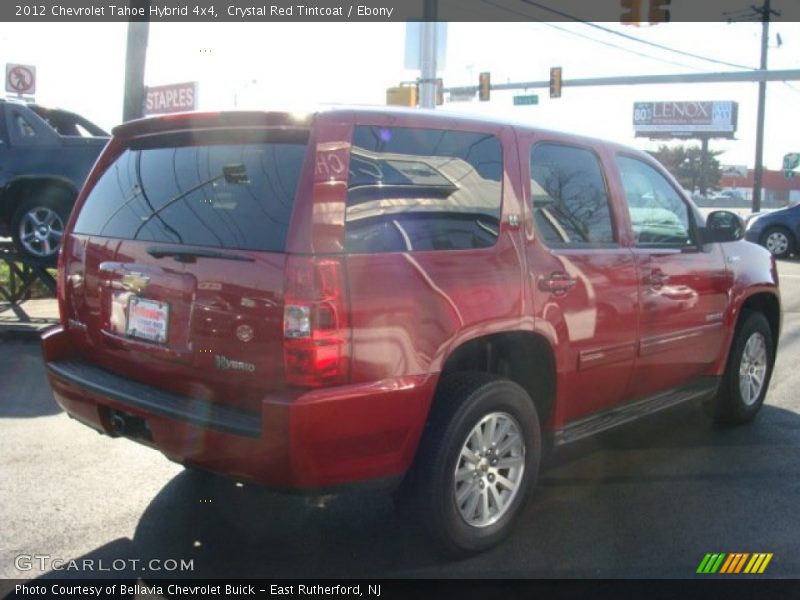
xmin=1 ymin=21 xmax=798 ymax=170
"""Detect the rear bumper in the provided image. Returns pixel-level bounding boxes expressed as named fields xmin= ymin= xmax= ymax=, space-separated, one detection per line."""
xmin=41 ymin=325 xmax=434 ymax=492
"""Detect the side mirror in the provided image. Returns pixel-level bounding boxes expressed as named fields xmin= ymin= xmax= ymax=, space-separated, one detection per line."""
xmin=703 ymin=210 xmax=745 ymax=243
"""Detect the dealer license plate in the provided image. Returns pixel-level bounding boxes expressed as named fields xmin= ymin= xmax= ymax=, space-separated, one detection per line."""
xmin=126 ymin=297 xmax=169 ymax=344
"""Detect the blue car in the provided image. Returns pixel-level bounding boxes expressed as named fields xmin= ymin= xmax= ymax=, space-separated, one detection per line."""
xmin=745 ymin=203 xmax=800 ymax=258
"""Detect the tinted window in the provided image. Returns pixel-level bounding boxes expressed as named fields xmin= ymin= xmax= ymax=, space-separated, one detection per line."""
xmin=74 ymin=138 xmax=306 ymax=252
xmin=345 ymin=126 xmax=503 ymax=253
xmin=530 ymin=144 xmax=615 ymax=247
xmin=616 ymin=155 xmax=694 ymax=247
xmin=15 ymin=114 xmax=37 ymax=138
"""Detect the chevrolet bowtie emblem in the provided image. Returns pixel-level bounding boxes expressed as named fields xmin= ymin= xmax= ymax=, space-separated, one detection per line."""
xmin=120 ymin=273 xmax=151 ymax=293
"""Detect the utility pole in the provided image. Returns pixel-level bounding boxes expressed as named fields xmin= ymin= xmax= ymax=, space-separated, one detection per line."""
xmin=418 ymin=0 xmax=438 ymax=109
xmin=699 ymin=135 xmax=710 ymax=197
xmin=122 ymin=3 xmax=150 ymax=122
xmin=751 ymin=0 xmax=779 ymax=213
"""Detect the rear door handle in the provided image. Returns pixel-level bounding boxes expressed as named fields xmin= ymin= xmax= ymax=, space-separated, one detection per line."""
xmin=538 ymin=272 xmax=577 ymax=295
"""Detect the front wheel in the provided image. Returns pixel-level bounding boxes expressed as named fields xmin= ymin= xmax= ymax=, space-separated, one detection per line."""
xmin=708 ymin=310 xmax=774 ymax=425
xmin=406 ymin=373 xmax=541 ymax=556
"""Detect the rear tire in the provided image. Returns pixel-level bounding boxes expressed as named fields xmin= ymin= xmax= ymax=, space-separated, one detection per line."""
xmin=399 ymin=373 xmax=541 ymax=556
xmin=708 ymin=310 xmax=774 ymax=425
xmin=10 ymin=187 xmax=73 ymax=265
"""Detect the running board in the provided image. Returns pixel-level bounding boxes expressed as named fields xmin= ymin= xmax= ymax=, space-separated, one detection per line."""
xmin=554 ymin=377 xmax=720 ymax=446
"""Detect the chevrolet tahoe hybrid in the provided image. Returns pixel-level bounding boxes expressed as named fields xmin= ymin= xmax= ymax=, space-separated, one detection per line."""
xmin=42 ymin=108 xmax=780 ymax=555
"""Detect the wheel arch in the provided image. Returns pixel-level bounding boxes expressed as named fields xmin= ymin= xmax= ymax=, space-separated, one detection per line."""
xmin=739 ymin=291 xmax=781 ymax=355
xmin=433 ymin=331 xmax=557 ymax=430
xmin=0 ymin=176 xmax=78 ymax=225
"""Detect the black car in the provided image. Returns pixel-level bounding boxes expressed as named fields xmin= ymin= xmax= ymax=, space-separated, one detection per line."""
xmin=0 ymin=99 xmax=109 ymax=264
xmin=745 ymin=203 xmax=800 ymax=259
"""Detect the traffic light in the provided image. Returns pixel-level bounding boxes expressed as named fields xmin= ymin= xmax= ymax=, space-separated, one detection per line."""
xmin=386 ymin=84 xmax=418 ymax=107
xmin=648 ymin=0 xmax=670 ymax=23
xmin=549 ymin=67 xmax=562 ymax=99
xmin=479 ymin=72 xmax=490 ymax=102
xmin=620 ymin=0 xmax=642 ymax=25
xmin=436 ymin=78 xmax=444 ymax=106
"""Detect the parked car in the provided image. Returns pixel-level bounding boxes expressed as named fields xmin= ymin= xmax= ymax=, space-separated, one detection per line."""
xmin=41 ymin=108 xmax=780 ymax=556
xmin=745 ymin=203 xmax=800 ymax=258
xmin=0 ymin=99 xmax=109 ymax=264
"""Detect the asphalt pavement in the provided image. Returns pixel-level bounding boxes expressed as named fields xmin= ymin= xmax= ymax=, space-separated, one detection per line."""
xmin=2 ymin=259 xmax=800 ymax=580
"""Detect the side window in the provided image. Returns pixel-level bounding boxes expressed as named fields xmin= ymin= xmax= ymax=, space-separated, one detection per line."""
xmin=616 ymin=155 xmax=694 ymax=247
xmin=530 ymin=143 xmax=615 ymax=247
xmin=14 ymin=114 xmax=37 ymax=138
xmin=345 ymin=126 xmax=503 ymax=253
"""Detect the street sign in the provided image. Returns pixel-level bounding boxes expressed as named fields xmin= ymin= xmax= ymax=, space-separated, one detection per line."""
xmin=5 ymin=63 xmax=36 ymax=96
xmin=448 ymin=90 xmax=476 ymax=102
xmin=513 ymin=94 xmax=539 ymax=106
xmin=144 ymin=82 xmax=197 ymax=115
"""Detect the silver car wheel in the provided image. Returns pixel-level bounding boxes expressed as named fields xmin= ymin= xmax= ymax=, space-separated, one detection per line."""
xmin=454 ymin=412 xmax=525 ymax=528
xmin=764 ymin=231 xmax=789 ymax=256
xmin=739 ymin=332 xmax=768 ymax=407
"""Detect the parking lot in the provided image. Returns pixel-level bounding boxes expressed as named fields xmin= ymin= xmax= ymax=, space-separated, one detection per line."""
xmin=2 ymin=259 xmax=800 ymax=580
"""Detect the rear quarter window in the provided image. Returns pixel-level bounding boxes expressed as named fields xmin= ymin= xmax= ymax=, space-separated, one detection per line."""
xmin=73 ymin=134 xmax=307 ymax=252
xmin=345 ymin=125 xmax=503 ymax=253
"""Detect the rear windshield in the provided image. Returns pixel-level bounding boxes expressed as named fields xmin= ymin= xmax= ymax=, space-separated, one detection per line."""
xmin=73 ymin=132 xmax=307 ymax=252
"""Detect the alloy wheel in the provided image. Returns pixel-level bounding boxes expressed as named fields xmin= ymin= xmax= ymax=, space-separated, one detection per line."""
xmin=18 ymin=206 xmax=64 ymax=258
xmin=453 ymin=412 xmax=525 ymax=528
xmin=739 ymin=332 xmax=768 ymax=406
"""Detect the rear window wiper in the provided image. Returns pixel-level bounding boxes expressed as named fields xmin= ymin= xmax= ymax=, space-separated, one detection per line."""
xmin=132 ymin=164 xmax=249 ymax=240
xmin=146 ymin=246 xmax=255 ymax=263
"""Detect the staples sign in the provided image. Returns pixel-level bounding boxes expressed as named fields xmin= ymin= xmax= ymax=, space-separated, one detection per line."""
xmin=144 ymin=82 xmax=197 ymax=115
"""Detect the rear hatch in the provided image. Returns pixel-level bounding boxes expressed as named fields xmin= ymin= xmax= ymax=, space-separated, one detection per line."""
xmin=60 ymin=113 xmax=311 ymax=412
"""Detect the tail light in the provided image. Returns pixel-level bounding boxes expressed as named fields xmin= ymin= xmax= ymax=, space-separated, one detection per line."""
xmin=283 ymin=255 xmax=351 ymax=387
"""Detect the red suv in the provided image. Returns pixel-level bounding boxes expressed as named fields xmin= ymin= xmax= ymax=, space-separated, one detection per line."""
xmin=42 ymin=108 xmax=780 ymax=555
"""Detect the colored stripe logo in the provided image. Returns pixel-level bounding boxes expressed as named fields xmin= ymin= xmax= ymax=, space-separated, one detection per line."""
xmin=697 ymin=553 xmax=773 ymax=574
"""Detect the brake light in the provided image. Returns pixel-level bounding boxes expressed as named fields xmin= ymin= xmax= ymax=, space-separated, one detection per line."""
xmin=283 ymin=256 xmax=351 ymax=387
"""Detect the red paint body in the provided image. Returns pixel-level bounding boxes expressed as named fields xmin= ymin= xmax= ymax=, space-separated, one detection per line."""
xmin=42 ymin=108 xmax=780 ymax=491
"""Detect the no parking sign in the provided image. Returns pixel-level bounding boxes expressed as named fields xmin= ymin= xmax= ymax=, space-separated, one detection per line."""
xmin=5 ymin=63 xmax=36 ymax=96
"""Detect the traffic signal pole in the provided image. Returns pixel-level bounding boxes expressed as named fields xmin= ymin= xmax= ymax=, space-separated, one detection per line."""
xmin=418 ymin=0 xmax=438 ymax=109
xmin=752 ymin=0 xmax=776 ymax=213
xmin=443 ymin=68 xmax=800 ymax=96
xmin=122 ymin=9 xmax=150 ymax=122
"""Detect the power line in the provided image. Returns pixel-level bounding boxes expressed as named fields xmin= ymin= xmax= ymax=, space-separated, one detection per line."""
xmin=534 ymin=21 xmax=705 ymax=71
xmin=517 ymin=0 xmax=758 ymax=71
xmin=784 ymin=82 xmax=800 ymax=94
xmin=480 ymin=0 xmax=705 ymax=71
